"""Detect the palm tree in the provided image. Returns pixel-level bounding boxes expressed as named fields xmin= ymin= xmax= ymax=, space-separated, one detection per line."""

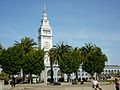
xmin=14 ymin=37 xmax=37 ymax=81
xmin=77 ymin=43 xmax=96 ymax=82
xmin=72 ymin=47 xmax=80 ymax=81
xmin=48 ymin=42 xmax=72 ymax=83
xmin=14 ymin=37 xmax=37 ymax=54
xmin=48 ymin=48 xmax=58 ymax=84
xmin=79 ymin=43 xmax=95 ymax=63
xmin=80 ymin=43 xmax=107 ymax=78
xmin=53 ymin=42 xmax=72 ymax=64
xmin=53 ymin=42 xmax=72 ymax=81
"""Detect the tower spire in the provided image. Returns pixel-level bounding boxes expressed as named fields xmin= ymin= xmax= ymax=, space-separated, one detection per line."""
xmin=44 ymin=3 xmax=46 ymax=11
xmin=43 ymin=3 xmax=47 ymax=19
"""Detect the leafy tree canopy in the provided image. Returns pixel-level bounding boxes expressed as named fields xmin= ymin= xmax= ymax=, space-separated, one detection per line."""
xmin=24 ymin=49 xmax=45 ymax=75
xmin=14 ymin=37 xmax=37 ymax=54
xmin=59 ymin=48 xmax=80 ymax=75
xmin=0 ymin=46 xmax=22 ymax=75
xmin=81 ymin=43 xmax=108 ymax=76
xmin=53 ymin=42 xmax=72 ymax=64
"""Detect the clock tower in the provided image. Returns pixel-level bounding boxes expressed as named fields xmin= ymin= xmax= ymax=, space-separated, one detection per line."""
xmin=38 ymin=5 xmax=53 ymax=83
xmin=38 ymin=5 xmax=52 ymax=52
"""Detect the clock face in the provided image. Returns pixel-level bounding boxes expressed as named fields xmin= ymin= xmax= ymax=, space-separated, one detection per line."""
xmin=44 ymin=41 xmax=50 ymax=49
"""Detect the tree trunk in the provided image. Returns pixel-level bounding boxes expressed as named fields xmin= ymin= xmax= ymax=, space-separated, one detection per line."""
xmin=75 ymin=71 xmax=78 ymax=81
xmin=30 ymin=74 xmax=32 ymax=84
xmin=50 ymin=60 xmax=54 ymax=84
xmin=23 ymin=70 xmax=26 ymax=82
xmin=9 ymin=74 xmax=10 ymax=79
xmin=67 ymin=74 xmax=70 ymax=82
xmin=59 ymin=72 xmax=64 ymax=82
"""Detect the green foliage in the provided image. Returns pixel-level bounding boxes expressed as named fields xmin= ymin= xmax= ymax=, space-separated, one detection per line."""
xmin=59 ymin=52 xmax=74 ymax=74
xmin=0 ymin=38 xmax=108 ymax=82
xmin=48 ymin=42 xmax=72 ymax=83
xmin=59 ymin=48 xmax=80 ymax=75
xmin=24 ymin=49 xmax=45 ymax=75
xmin=0 ymin=37 xmax=45 ymax=80
xmin=0 ymin=46 xmax=21 ymax=75
xmin=14 ymin=37 xmax=38 ymax=81
xmin=51 ymin=43 xmax=81 ymax=79
xmin=48 ymin=48 xmax=57 ymax=83
xmin=14 ymin=37 xmax=37 ymax=69
xmin=81 ymin=43 xmax=108 ymax=76
xmin=53 ymin=42 xmax=72 ymax=64
xmin=72 ymin=47 xmax=81 ymax=72
xmin=49 ymin=48 xmax=58 ymax=64
xmin=14 ymin=37 xmax=37 ymax=54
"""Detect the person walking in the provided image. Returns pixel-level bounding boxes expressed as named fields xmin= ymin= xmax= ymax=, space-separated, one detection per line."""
xmin=92 ymin=77 xmax=102 ymax=90
xmin=12 ymin=76 xmax=16 ymax=87
xmin=115 ymin=78 xmax=120 ymax=90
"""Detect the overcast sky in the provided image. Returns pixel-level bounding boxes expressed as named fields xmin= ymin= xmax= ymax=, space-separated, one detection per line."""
xmin=0 ymin=0 xmax=120 ymax=65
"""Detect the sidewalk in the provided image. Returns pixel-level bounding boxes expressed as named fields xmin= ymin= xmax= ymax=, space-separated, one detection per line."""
xmin=9 ymin=82 xmax=115 ymax=90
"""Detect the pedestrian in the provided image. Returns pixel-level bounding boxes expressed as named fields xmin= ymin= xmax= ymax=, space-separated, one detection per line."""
xmin=12 ymin=76 xmax=16 ymax=87
xmin=115 ymin=78 xmax=120 ymax=90
xmin=10 ymin=79 xmax=14 ymax=87
xmin=92 ymin=77 xmax=102 ymax=90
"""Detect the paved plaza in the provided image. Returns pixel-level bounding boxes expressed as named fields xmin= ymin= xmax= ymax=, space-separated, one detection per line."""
xmin=1 ymin=82 xmax=115 ymax=90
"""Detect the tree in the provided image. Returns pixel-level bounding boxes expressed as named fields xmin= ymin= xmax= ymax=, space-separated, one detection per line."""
xmin=0 ymin=46 xmax=22 ymax=78
xmin=59 ymin=51 xmax=73 ymax=81
xmin=53 ymin=42 xmax=72 ymax=64
xmin=48 ymin=48 xmax=57 ymax=83
xmin=14 ymin=37 xmax=37 ymax=54
xmin=80 ymin=43 xmax=108 ymax=77
xmin=72 ymin=47 xmax=81 ymax=80
xmin=58 ymin=48 xmax=80 ymax=82
xmin=53 ymin=42 xmax=72 ymax=80
xmin=14 ymin=37 xmax=37 ymax=81
xmin=24 ymin=49 xmax=45 ymax=83
xmin=48 ymin=42 xmax=72 ymax=83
